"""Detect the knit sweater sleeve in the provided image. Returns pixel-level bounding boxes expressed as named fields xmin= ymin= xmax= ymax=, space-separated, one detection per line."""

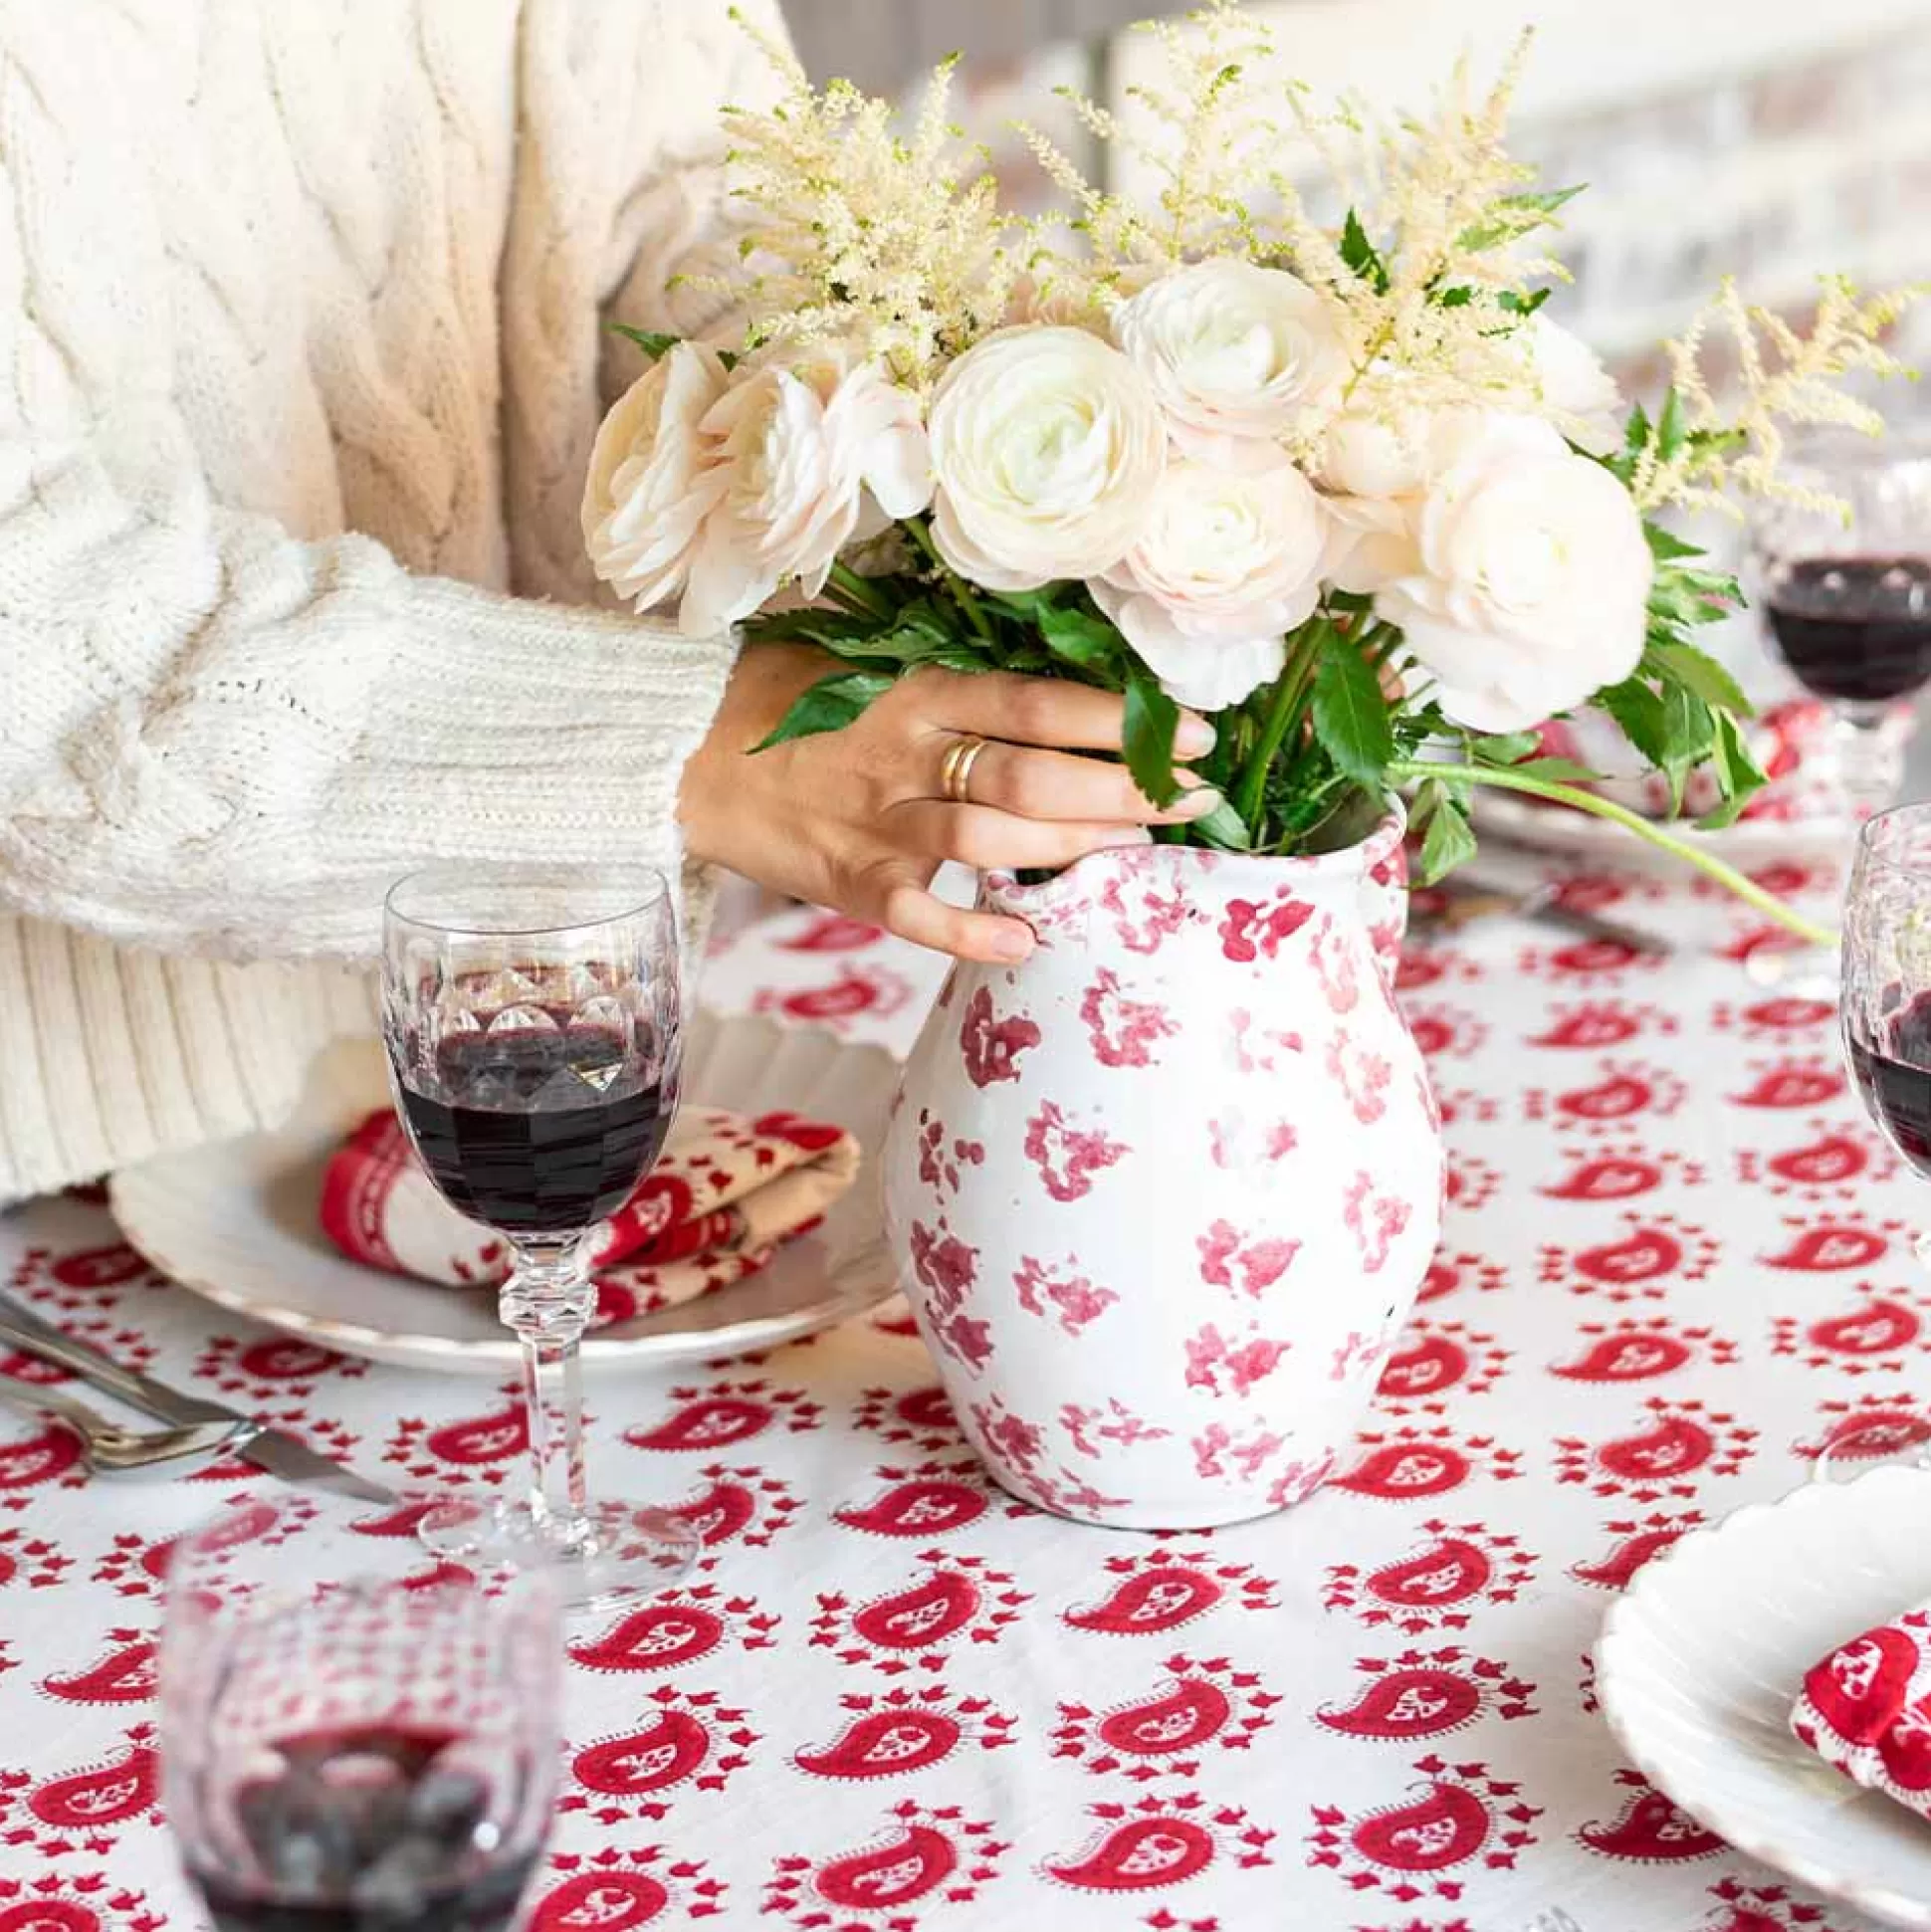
xmin=0 ymin=8 xmax=750 ymax=965
xmin=0 ymin=436 xmax=737 ymax=960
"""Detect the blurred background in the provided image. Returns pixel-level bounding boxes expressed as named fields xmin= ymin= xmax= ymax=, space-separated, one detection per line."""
xmin=778 ymin=0 xmax=1931 ymax=787
xmin=784 ymin=0 xmax=1931 ymax=395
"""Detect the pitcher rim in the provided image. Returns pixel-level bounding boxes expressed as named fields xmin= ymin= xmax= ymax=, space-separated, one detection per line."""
xmin=981 ymin=799 xmax=1408 ymax=915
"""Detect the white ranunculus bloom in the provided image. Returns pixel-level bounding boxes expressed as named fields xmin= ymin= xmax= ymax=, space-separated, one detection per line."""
xmin=1321 ymin=405 xmax=1435 ymax=502
xmin=1091 ymin=454 xmax=1329 ymax=710
xmin=1320 ymin=406 xmax=1570 ymax=595
xmin=928 ymin=325 xmax=1166 ymax=591
xmin=581 ymin=341 xmax=733 ymax=612
xmin=679 ymin=352 xmax=933 ymax=637
xmin=1318 ymin=402 xmax=1438 ymax=593
xmin=1524 ymin=315 xmax=1624 ymax=452
xmin=1375 ymin=436 xmax=1653 ymax=733
xmin=1114 ymin=259 xmax=1348 ymax=466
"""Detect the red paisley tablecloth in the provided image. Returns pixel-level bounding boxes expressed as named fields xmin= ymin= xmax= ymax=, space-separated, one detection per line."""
xmin=0 ymin=855 xmax=1911 ymax=1932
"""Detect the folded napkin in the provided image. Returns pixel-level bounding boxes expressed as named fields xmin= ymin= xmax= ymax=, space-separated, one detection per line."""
xmin=321 ymin=1106 xmax=861 ymax=1323
xmin=1792 ymin=1606 xmax=1931 ymax=1808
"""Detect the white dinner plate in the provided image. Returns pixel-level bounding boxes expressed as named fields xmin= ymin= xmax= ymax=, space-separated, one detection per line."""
xmin=108 ymin=1014 xmax=900 ymax=1378
xmin=1598 ymin=1465 xmax=1931 ymax=1928
xmin=1470 ymin=788 xmax=1854 ymax=870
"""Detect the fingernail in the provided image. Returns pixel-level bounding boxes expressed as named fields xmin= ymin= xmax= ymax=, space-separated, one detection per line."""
xmin=1173 ymin=786 xmax=1224 ymax=821
xmin=1176 ymin=716 xmax=1216 ymax=757
xmin=992 ymin=927 xmax=1034 ymax=962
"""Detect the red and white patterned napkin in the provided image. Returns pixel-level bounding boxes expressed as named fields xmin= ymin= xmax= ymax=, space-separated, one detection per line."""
xmin=1792 ymin=1606 xmax=1931 ymax=1810
xmin=320 ymin=1106 xmax=862 ymax=1322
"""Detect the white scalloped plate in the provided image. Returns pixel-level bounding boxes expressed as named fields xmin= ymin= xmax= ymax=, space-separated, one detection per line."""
xmin=1598 ymin=1465 xmax=1931 ymax=1927
xmin=107 ymin=1014 xmax=898 ymax=1377
xmin=1471 ymin=788 xmax=1854 ymax=869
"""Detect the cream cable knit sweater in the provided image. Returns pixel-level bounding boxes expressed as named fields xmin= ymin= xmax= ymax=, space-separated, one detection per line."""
xmin=0 ymin=0 xmax=793 ymax=1202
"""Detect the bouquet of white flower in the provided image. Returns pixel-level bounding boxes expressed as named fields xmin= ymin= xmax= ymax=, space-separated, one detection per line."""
xmin=584 ymin=0 xmax=1920 ymax=941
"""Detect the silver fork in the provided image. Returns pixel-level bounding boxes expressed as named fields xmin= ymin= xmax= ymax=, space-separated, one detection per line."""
xmin=0 ymin=1372 xmax=253 ymax=1477
xmin=1524 ymin=1913 xmax=1586 ymax=1932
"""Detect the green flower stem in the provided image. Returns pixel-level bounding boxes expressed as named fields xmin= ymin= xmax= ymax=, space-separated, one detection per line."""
xmin=902 ymin=519 xmax=996 ymax=645
xmin=827 ymin=561 xmax=894 ymax=621
xmin=1233 ymin=617 xmax=1330 ymax=837
xmin=1390 ymin=759 xmax=1837 ymax=947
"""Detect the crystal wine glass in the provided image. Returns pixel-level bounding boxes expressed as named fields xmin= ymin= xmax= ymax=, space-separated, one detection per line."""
xmin=1841 ymin=804 xmax=1931 ymax=1277
xmin=160 ymin=1494 xmax=561 ymax=1932
xmin=382 ymin=864 xmax=699 ymax=1608
xmin=1746 ymin=426 xmax=1931 ymax=993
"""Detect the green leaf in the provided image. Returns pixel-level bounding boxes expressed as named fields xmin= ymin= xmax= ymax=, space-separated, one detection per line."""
xmin=1457 ymin=183 xmax=1586 ymax=252
xmin=1122 ymin=668 xmax=1181 ymax=808
xmin=1648 ymin=638 xmax=1753 ymax=717
xmin=981 ymin=585 xmax=1062 ymax=623
xmin=743 ymin=608 xmax=877 ymax=648
xmin=1471 ymin=731 xmax=1543 ymax=766
xmin=1657 ymin=684 xmax=1713 ymax=813
xmin=1504 ymin=755 xmax=1606 ymax=784
xmin=751 ymin=669 xmax=895 ymax=751
xmin=1437 ymin=283 xmax=1554 ymax=316
xmin=1513 ymin=183 xmax=1588 ymax=216
xmin=606 ymin=323 xmax=684 ymax=360
xmin=998 ymin=645 xmax=1057 ymax=676
xmin=1596 ymin=676 xmax=1669 ymax=766
xmin=1417 ymin=793 xmax=1478 ymax=885
xmin=1340 ymin=209 xmax=1390 ymax=293
xmin=1659 ymin=684 xmax=1714 ymax=769
xmin=1311 ymin=641 xmax=1396 ymax=788
xmin=759 ymin=608 xmax=976 ymax=670
xmin=925 ymin=647 xmax=999 ymax=673
xmin=1655 ymin=385 xmax=1687 ymax=462
xmin=1696 ymin=710 xmax=1769 ymax=830
xmin=1642 ymin=521 xmax=1705 ymax=563
xmin=1622 ymin=400 xmax=1652 ymax=456
xmin=1189 ymin=796 xmax=1254 ymax=851
xmin=1037 ymin=603 xmax=1124 ymax=675
xmin=604 ymin=322 xmax=736 ymax=370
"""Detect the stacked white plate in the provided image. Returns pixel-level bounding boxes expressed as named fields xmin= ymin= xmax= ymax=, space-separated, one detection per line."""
xmin=1600 ymin=1465 xmax=1931 ymax=1927
xmin=109 ymin=1013 xmax=900 ymax=1377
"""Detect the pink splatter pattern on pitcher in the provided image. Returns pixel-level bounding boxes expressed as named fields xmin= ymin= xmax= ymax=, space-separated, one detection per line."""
xmin=882 ymin=813 xmax=1444 ymax=1530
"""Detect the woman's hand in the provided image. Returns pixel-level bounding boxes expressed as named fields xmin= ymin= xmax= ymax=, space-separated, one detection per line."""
xmin=679 ymin=643 xmax=1219 ymax=963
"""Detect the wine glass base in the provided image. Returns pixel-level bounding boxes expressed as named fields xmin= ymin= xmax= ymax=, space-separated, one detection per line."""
xmin=419 ymin=1496 xmax=700 ymax=1613
xmin=1742 ymin=942 xmax=1839 ymax=1000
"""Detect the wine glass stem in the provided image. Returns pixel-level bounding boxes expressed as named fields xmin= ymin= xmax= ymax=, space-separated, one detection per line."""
xmin=1834 ymin=708 xmax=1902 ymax=823
xmin=501 ymin=1239 xmax=591 ymax=1535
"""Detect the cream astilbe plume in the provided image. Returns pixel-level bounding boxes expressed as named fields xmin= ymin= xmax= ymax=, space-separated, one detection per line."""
xmin=1017 ymin=11 xmax=1587 ymax=454
xmin=1304 ymin=36 xmax=1583 ymax=433
xmin=696 ymin=10 xmax=1020 ymax=388
xmin=1634 ymin=276 xmax=1928 ymax=516
xmin=1016 ymin=0 xmax=1287 ymax=299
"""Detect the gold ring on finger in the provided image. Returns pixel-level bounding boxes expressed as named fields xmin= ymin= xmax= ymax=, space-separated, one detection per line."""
xmin=940 ymin=733 xmax=990 ymax=805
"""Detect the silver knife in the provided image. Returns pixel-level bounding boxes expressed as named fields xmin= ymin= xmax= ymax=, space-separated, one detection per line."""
xmin=0 ymin=1289 xmax=395 ymax=1505
xmin=1418 ymin=874 xmax=1669 ymax=956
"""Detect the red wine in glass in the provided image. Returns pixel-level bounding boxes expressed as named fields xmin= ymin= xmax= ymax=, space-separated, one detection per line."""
xmin=381 ymin=864 xmax=698 ymax=1608
xmin=1766 ymin=556 xmax=1931 ymax=706
xmin=188 ymin=1723 xmax=539 ymax=1932
xmin=396 ymin=1021 xmax=671 ymax=1235
xmin=160 ymin=1503 xmax=561 ymax=1932
xmin=1847 ymin=989 xmax=1931 ymax=1178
